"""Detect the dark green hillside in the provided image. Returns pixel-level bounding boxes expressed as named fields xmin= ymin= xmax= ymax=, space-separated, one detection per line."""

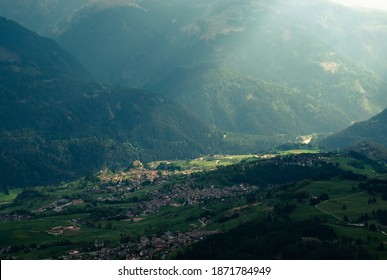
xmin=320 ymin=108 xmax=387 ymax=149
xmin=0 ymin=17 xmax=89 ymax=80
xmin=98 ymin=88 xmax=224 ymax=162
xmin=176 ymin=218 xmax=369 ymax=260
xmin=0 ymin=85 xmax=224 ymax=189
xmin=0 ymin=17 xmax=224 ymax=190
xmin=344 ymin=142 xmax=387 ymax=163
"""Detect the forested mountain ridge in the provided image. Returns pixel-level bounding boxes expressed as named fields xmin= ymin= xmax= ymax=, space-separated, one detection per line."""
xmin=320 ymin=108 xmax=387 ymax=149
xmin=0 ymin=17 xmax=224 ymax=190
xmin=1 ymin=1 xmax=387 ymax=138
xmin=53 ymin=0 xmax=387 ymax=135
xmin=0 ymin=16 xmax=90 ymax=81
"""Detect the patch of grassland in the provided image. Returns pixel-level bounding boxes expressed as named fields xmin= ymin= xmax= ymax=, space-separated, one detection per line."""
xmin=329 ymin=156 xmax=378 ymax=177
xmin=278 ymin=149 xmax=320 ymax=155
xmin=291 ymin=203 xmax=328 ymax=221
xmin=0 ymin=188 xmax=23 ymax=205
xmin=297 ymin=179 xmax=360 ymax=199
xmin=317 ymin=193 xmax=387 ymax=224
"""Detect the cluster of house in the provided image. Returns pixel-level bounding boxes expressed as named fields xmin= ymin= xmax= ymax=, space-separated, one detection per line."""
xmin=0 ymin=213 xmax=33 ymax=221
xmin=91 ymin=168 xmax=169 ymax=203
xmin=36 ymin=198 xmax=84 ymax=213
xmin=97 ymin=167 xmax=165 ymax=189
xmin=126 ymin=183 xmax=259 ymax=217
xmin=254 ymin=153 xmax=329 ymax=167
xmin=59 ymin=229 xmax=220 ymax=260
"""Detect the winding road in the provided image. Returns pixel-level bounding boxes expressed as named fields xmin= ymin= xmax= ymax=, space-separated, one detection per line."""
xmin=314 ymin=191 xmax=366 ymax=227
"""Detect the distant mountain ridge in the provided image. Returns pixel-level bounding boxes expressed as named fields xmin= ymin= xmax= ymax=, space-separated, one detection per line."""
xmin=54 ymin=0 xmax=387 ymax=136
xmin=1 ymin=1 xmax=387 ymax=138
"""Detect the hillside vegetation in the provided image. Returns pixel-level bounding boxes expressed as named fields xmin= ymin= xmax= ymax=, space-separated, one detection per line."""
xmin=320 ymin=108 xmax=387 ymax=149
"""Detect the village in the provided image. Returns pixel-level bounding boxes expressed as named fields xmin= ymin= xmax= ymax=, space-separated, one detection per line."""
xmin=59 ymin=228 xmax=221 ymax=260
xmin=36 ymin=198 xmax=85 ymax=213
xmin=48 ymin=160 xmax=262 ymax=260
xmin=2 ymin=153 xmax=361 ymax=260
xmin=125 ymin=182 xmax=259 ymax=217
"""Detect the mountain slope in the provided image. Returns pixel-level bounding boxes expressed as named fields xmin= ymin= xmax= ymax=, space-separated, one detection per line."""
xmin=0 ymin=16 xmax=90 ymax=81
xmin=2 ymin=1 xmax=387 ymax=138
xmin=54 ymin=0 xmax=387 ymax=135
xmin=319 ymin=108 xmax=387 ymax=149
xmin=151 ymin=64 xmax=350 ymax=136
xmin=0 ymin=17 xmax=223 ymax=189
xmin=0 ymin=0 xmax=89 ymax=36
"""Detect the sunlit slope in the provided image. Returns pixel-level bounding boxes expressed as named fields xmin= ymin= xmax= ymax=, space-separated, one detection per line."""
xmin=52 ymin=0 xmax=387 ymax=135
xmin=151 ymin=65 xmax=351 ymax=136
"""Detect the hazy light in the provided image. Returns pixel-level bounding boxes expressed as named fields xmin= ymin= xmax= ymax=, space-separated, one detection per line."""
xmin=330 ymin=0 xmax=387 ymax=11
